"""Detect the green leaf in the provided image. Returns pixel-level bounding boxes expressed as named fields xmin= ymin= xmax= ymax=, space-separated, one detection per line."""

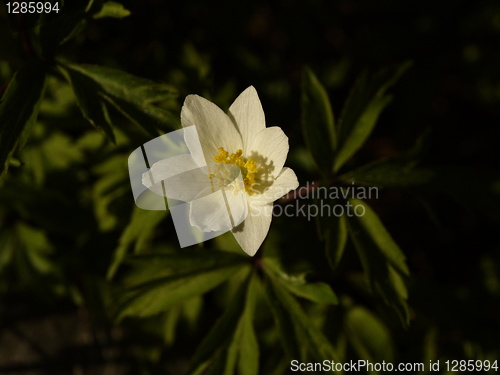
xmin=93 ymin=1 xmax=131 ymax=19
xmin=301 ymin=67 xmax=336 ymax=175
xmin=348 ymin=199 xmax=408 ymax=275
xmin=15 ymin=223 xmax=55 ymax=275
xmin=286 ymin=282 xmax=338 ymax=305
xmin=324 ymin=212 xmax=348 ymax=270
xmin=263 ymin=277 xmax=303 ymax=361
xmin=0 ymin=178 xmax=90 ymax=238
xmin=117 ymin=249 xmax=248 ymax=319
xmin=187 ymin=270 xmax=259 ymax=375
xmin=163 ymin=304 xmax=182 ymax=346
xmin=0 ymin=230 xmax=13 ymax=271
xmin=347 ymin=198 xmax=409 ymax=325
xmin=334 ymin=62 xmax=412 ymax=172
xmin=236 ymin=302 xmax=259 ymax=375
xmin=107 ymin=206 xmax=168 ymax=279
xmin=38 ymin=15 xmax=87 ymax=56
xmin=0 ymin=61 xmax=46 ymax=178
xmin=20 ymin=128 xmax=84 ymax=185
xmin=343 ymin=145 xmax=500 ymax=223
xmin=263 ymin=258 xmax=338 ymax=304
xmin=264 ymin=273 xmax=340 ymax=365
xmin=35 ymin=0 xmax=93 ymax=56
xmin=340 ymin=161 xmax=434 ymax=190
xmin=225 ymin=273 xmax=260 ymax=375
xmin=123 ymin=248 xmax=248 ymax=285
xmin=92 ymin=154 xmax=130 ymax=231
xmin=118 ymin=265 xmax=245 ymax=320
xmin=422 ymin=327 xmax=438 ymax=368
xmin=338 ymin=129 xmax=432 ymax=188
xmin=0 ymin=222 xmax=58 ymax=284
xmin=60 ymin=66 xmax=116 ymax=142
xmin=66 ymin=64 xmax=177 ymax=109
xmin=345 ymin=306 xmax=394 ymax=366
xmin=35 ymin=1 xmax=131 ymax=55
xmin=162 ymin=296 xmax=202 ymax=346
xmin=60 ymin=63 xmax=179 ymax=138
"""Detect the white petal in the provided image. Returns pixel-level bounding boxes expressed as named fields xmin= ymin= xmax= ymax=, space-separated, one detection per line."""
xmin=189 ymin=191 xmax=232 ymax=232
xmin=142 ymin=155 xmax=211 ymax=202
xmin=257 ymin=167 xmax=299 ymax=205
xmin=232 ymin=203 xmax=273 ymax=256
xmin=183 ymin=125 xmax=207 ymax=168
xmin=228 ymin=86 xmax=266 ymax=153
xmin=189 ymin=190 xmax=248 ymax=232
xmin=225 ymin=191 xmax=249 ymax=228
xmin=249 ymin=126 xmax=289 ymax=179
xmin=181 ymin=95 xmax=243 ymax=165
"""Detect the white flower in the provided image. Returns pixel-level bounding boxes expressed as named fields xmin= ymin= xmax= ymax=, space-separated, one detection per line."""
xmin=144 ymin=86 xmax=299 ymax=256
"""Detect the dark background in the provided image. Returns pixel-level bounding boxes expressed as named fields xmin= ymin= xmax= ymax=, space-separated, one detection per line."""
xmin=1 ymin=0 xmax=499 ymax=373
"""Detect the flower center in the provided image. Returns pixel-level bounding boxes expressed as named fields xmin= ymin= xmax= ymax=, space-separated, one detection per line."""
xmin=211 ymin=147 xmax=258 ymax=195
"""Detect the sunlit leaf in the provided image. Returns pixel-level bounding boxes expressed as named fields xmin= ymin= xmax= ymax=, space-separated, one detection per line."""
xmin=264 ymin=257 xmax=338 ymax=304
xmin=233 ymin=275 xmax=259 ymax=375
xmin=117 ymin=249 xmax=248 ymax=319
xmin=1 ymin=222 xmax=57 ymax=282
xmin=334 ymin=62 xmax=412 ymax=172
xmin=60 ymin=66 xmax=116 ymax=142
xmin=93 ymin=1 xmax=131 ymax=19
xmin=15 ymin=223 xmax=55 ymax=274
xmin=66 ymin=63 xmax=177 ymax=110
xmin=288 ymin=281 xmax=338 ymax=305
xmin=187 ymin=270 xmax=259 ymax=375
xmin=123 ymin=248 xmax=248 ymax=286
xmin=345 ymin=306 xmax=394 ymax=366
xmin=60 ymin=63 xmax=179 ymax=139
xmin=301 ymin=67 xmax=336 ymax=175
xmin=181 ymin=43 xmax=211 ymax=82
xmin=92 ymin=154 xmax=130 ymax=231
xmin=264 ymin=277 xmax=302 ymax=360
xmin=39 ymin=75 xmax=76 ymax=117
xmin=163 ymin=304 xmax=181 ymax=346
xmin=0 ymin=61 xmax=46 ymax=178
xmin=107 ymin=206 xmax=168 ymax=279
xmin=264 ymin=272 xmax=340 ymax=365
xmin=118 ymin=265 xmax=244 ymax=320
xmin=20 ymin=128 xmax=84 ymax=185
xmin=163 ymin=296 xmax=202 ymax=346
xmin=347 ymin=199 xmax=409 ymax=325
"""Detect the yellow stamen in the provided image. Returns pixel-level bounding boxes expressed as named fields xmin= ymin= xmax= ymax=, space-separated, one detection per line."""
xmin=213 ymin=147 xmax=258 ymax=195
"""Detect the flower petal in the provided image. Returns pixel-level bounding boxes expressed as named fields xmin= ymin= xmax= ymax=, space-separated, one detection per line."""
xmin=225 ymin=191 xmax=249 ymax=228
xmin=189 ymin=191 xmax=232 ymax=232
xmin=190 ymin=190 xmax=248 ymax=232
xmin=228 ymin=86 xmax=266 ymax=153
xmin=249 ymin=126 xmax=289 ymax=179
xmin=257 ymin=167 xmax=299 ymax=205
xmin=181 ymin=95 xmax=243 ymax=165
xmin=231 ymin=203 xmax=273 ymax=256
xmin=142 ymin=155 xmax=211 ymax=202
xmin=183 ymin=125 xmax=207 ymax=168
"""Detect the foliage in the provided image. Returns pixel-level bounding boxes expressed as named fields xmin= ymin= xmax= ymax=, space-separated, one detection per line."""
xmin=1 ymin=0 xmax=499 ymax=374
